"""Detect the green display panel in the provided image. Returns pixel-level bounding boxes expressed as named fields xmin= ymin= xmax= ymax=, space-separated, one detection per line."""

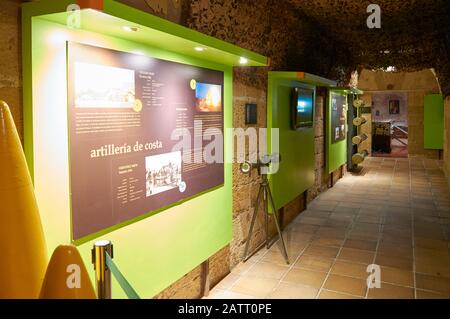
xmin=326 ymin=90 xmax=348 ymax=174
xmin=22 ymin=0 xmax=267 ymax=298
xmin=424 ymin=94 xmax=444 ymax=149
xmin=267 ymin=72 xmax=324 ymax=210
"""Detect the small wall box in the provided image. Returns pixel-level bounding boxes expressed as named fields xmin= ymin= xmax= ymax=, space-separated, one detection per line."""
xmin=245 ymin=103 xmax=257 ymax=125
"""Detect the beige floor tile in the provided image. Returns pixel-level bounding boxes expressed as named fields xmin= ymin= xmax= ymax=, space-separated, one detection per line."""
xmin=289 ymin=224 xmax=319 ymax=234
xmin=308 ymin=204 xmax=336 ymax=212
xmin=269 ymin=241 xmax=308 ymax=260
xmin=414 ymin=247 xmax=450 ymax=260
xmin=215 ymin=273 xmax=241 ymax=290
xmin=318 ymin=289 xmax=361 ymax=299
xmin=268 ymin=282 xmax=319 ymax=299
xmin=347 ymin=231 xmax=380 ymax=241
xmin=416 ymin=273 xmax=450 ymax=294
xmin=381 ymin=236 xmax=413 ymax=248
xmin=357 ymin=215 xmax=383 ymax=224
xmin=294 ymin=254 xmax=334 ymax=272
xmin=353 ymin=222 xmax=381 ymax=231
xmin=323 ymin=274 xmax=367 ymax=297
xmin=283 ymin=268 xmax=327 ymax=288
xmin=209 ymin=290 xmax=258 ymax=299
xmin=377 ymin=242 xmax=413 ymax=259
xmin=367 ymin=283 xmax=414 ymax=299
xmin=205 ymin=288 xmax=234 ymax=299
xmin=303 ymin=244 xmax=340 ymax=259
xmin=331 ymin=260 xmax=369 ymax=279
xmin=310 ymin=235 xmax=345 ymax=247
xmin=298 ymin=217 xmax=329 ymax=226
xmin=375 ymin=254 xmax=413 ymax=271
xmin=414 ymin=237 xmax=450 ymax=251
xmin=416 ymin=289 xmax=450 ymax=299
xmin=283 ymin=230 xmax=314 ymax=244
xmin=415 ymin=257 xmax=450 ymax=277
xmin=337 ymin=248 xmax=375 ymax=264
xmin=232 ymin=261 xmax=257 ymax=275
xmin=247 ymin=261 xmax=290 ymax=280
xmin=300 ymin=211 xmax=331 ymax=219
xmin=261 ymin=250 xmax=291 ymax=266
xmin=380 ymin=267 xmax=414 ymax=287
xmin=344 ymin=239 xmax=378 ymax=251
xmin=230 ymin=276 xmax=279 ymax=298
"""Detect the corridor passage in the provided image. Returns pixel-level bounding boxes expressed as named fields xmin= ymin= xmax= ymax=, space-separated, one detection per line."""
xmin=209 ymin=157 xmax=450 ymax=299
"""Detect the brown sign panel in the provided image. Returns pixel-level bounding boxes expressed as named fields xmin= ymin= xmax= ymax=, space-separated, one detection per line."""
xmin=67 ymin=42 xmax=224 ymax=240
xmin=330 ymin=93 xmax=347 ymax=143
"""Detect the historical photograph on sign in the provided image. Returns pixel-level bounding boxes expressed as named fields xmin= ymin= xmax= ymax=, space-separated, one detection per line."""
xmin=145 ymin=151 xmax=182 ymax=197
xmin=195 ymin=82 xmax=222 ymax=112
xmin=74 ymin=62 xmax=136 ymax=108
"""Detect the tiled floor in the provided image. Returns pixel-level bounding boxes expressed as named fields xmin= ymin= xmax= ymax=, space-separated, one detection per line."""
xmin=208 ymin=157 xmax=450 ymax=299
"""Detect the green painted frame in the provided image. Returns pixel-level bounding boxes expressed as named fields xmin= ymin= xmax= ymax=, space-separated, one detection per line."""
xmin=267 ymin=72 xmax=336 ymax=210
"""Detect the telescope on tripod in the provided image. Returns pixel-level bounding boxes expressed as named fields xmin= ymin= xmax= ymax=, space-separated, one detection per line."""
xmin=240 ymin=154 xmax=289 ymax=264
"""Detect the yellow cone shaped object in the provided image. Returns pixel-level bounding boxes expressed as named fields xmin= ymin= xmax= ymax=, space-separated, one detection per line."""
xmin=40 ymin=245 xmax=96 ymax=299
xmin=0 ymin=100 xmax=47 ymax=298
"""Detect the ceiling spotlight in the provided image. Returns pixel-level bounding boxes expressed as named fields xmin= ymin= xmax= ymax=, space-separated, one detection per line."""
xmin=239 ymin=57 xmax=248 ymax=65
xmin=194 ymin=47 xmax=205 ymax=52
xmin=122 ymin=26 xmax=140 ymax=32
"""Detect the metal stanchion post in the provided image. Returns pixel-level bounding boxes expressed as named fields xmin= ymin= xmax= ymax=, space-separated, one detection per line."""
xmin=91 ymin=240 xmax=113 ymax=299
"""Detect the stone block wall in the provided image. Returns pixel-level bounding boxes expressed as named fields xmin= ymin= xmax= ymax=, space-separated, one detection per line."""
xmin=0 ymin=0 xmax=22 ymax=142
xmin=308 ymin=92 xmax=328 ymax=199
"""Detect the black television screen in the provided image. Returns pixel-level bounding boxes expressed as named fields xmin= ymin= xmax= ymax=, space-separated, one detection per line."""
xmin=291 ymin=87 xmax=314 ymax=130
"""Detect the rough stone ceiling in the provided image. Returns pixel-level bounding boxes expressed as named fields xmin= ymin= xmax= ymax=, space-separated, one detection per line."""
xmin=290 ymin=0 xmax=450 ymax=70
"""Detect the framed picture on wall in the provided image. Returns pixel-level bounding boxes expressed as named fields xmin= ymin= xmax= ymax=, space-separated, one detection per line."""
xmin=389 ymin=99 xmax=400 ymax=114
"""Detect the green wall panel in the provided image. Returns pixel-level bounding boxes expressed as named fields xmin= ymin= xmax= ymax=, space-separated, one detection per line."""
xmin=267 ymin=73 xmax=315 ymax=210
xmin=326 ymin=90 xmax=348 ymax=174
xmin=424 ymin=94 xmax=444 ymax=149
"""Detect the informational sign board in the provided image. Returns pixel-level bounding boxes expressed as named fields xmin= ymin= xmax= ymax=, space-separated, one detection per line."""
xmin=330 ymin=92 xmax=347 ymax=143
xmin=67 ymin=42 xmax=224 ymax=240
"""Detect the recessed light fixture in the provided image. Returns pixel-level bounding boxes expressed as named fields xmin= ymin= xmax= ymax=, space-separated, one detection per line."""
xmin=122 ymin=26 xmax=139 ymax=32
xmin=239 ymin=57 xmax=248 ymax=65
xmin=385 ymin=66 xmax=396 ymax=72
xmin=194 ymin=47 xmax=205 ymax=52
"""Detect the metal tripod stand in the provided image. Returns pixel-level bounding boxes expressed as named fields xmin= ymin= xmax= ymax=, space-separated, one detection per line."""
xmin=242 ymin=172 xmax=290 ymax=264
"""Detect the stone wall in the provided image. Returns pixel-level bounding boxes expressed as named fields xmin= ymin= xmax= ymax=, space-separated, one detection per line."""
xmin=358 ymin=69 xmax=442 ymax=158
xmin=0 ymin=0 xmax=22 ymax=142
xmin=371 ymin=92 xmax=408 ymax=123
xmin=309 ymin=91 xmax=328 ymax=199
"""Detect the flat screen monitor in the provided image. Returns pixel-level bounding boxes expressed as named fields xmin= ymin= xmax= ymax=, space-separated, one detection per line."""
xmin=291 ymin=87 xmax=314 ymax=130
